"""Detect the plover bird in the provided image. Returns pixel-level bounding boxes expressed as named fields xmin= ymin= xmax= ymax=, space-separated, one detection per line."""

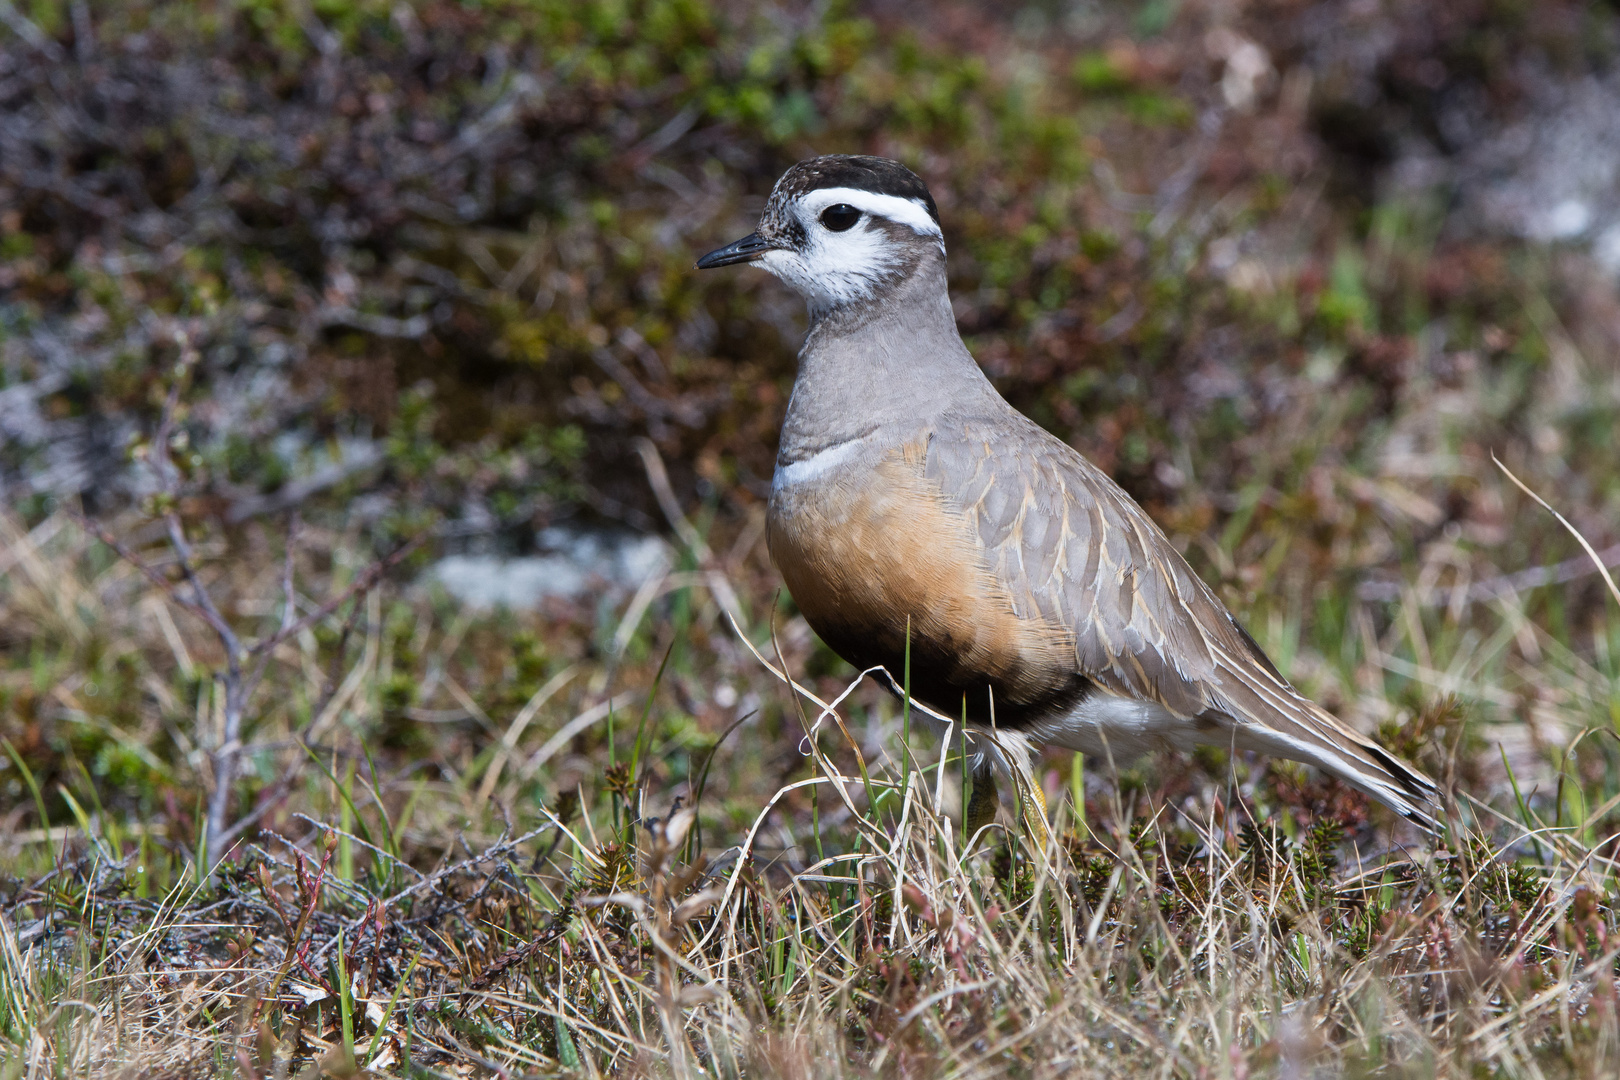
xmin=697 ymin=155 xmax=1439 ymax=842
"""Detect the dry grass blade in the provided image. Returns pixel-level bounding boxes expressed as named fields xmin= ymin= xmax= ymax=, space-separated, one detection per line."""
xmin=1494 ymin=453 xmax=1620 ymax=612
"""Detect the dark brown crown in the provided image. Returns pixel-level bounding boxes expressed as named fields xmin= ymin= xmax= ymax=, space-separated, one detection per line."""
xmin=761 ymin=156 xmax=940 ymax=239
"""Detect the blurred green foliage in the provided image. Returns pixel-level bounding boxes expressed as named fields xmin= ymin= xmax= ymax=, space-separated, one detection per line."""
xmin=4 ymin=0 xmax=1606 ymax=557
xmin=2 ymin=0 xmax=1619 ymax=865
xmin=4 ymin=0 xmax=1205 ymax=543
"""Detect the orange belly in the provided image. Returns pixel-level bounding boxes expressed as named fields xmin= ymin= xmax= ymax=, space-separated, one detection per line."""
xmin=766 ymin=444 xmax=1082 ymax=724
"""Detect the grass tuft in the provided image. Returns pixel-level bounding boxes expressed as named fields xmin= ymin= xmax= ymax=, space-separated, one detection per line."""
xmin=0 ymin=504 xmax=1617 ymax=1074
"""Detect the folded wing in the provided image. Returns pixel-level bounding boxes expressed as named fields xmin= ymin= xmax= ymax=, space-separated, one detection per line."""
xmin=926 ymin=411 xmax=1440 ymax=830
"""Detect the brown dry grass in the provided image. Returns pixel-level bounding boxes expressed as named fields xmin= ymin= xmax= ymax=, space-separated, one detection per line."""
xmin=4 ymin=2 xmax=1620 ymax=1076
xmin=1 ymin=477 xmax=1618 ymax=1077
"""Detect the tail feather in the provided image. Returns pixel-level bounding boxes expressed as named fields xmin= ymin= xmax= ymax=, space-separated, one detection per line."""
xmin=1209 ymin=640 xmax=1441 ymax=833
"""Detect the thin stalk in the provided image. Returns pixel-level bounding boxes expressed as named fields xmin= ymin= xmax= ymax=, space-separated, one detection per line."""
xmin=901 ymin=616 xmax=912 ymax=826
xmin=365 ymin=949 xmax=421 ymax=1068
xmin=335 ymin=930 xmax=354 ymax=1063
xmin=961 ymin=696 xmax=969 ymax=846
xmin=1071 ymin=751 xmax=1087 ymax=841
xmin=1 ymin=740 xmax=55 ymax=873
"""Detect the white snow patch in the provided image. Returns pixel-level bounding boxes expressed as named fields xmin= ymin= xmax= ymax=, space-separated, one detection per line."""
xmin=431 ymin=529 xmax=670 ymax=610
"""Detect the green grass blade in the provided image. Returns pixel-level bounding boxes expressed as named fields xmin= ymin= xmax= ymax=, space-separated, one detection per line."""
xmin=1501 ymin=744 xmax=1548 ymax=864
xmin=2 ymin=739 xmax=56 ymax=873
xmin=301 ymin=743 xmax=380 ymax=854
xmin=365 ymin=948 xmax=421 ymax=1067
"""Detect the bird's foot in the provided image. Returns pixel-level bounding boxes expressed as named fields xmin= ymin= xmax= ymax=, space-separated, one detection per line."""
xmin=965 ymin=768 xmax=1053 ymax=856
xmin=1015 ymin=775 xmax=1053 ymax=857
xmin=965 ymin=771 xmax=1000 ymax=843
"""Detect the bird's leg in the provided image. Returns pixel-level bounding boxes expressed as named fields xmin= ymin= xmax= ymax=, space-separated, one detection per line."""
xmin=964 ymin=737 xmax=1052 ymax=854
xmin=965 ymin=761 xmax=1000 ymax=842
xmin=1007 ymin=751 xmax=1053 ymax=856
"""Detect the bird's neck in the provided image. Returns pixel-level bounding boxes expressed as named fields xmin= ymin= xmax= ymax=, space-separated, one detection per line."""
xmin=779 ymin=256 xmax=999 ymax=460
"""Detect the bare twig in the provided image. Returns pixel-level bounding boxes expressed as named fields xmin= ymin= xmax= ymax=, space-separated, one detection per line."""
xmin=240 ymin=512 xmax=301 ymax=707
xmin=1357 ymin=542 xmax=1620 ymax=605
xmin=247 ymin=531 xmax=429 ymax=659
xmin=0 ymin=0 xmax=65 ymax=61
xmin=79 ymin=335 xmax=428 ymax=867
xmin=139 ymin=336 xmax=253 ymax=867
xmin=67 ymin=510 xmax=191 ymax=611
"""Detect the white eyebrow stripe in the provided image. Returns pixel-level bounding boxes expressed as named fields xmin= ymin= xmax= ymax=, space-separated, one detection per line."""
xmin=801 ymin=187 xmax=942 ymax=238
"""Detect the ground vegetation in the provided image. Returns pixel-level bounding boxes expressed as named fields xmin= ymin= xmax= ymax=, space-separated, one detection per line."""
xmin=3 ymin=0 xmax=1620 ymax=1075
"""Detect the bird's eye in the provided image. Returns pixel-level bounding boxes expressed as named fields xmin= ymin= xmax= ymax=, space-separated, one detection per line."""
xmin=819 ymin=204 xmax=861 ymax=232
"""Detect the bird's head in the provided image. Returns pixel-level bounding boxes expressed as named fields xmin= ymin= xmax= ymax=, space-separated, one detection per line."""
xmin=696 ymin=155 xmax=944 ymax=315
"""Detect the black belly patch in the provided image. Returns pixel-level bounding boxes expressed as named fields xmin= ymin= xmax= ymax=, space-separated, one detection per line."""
xmin=813 ymin=620 xmax=1093 ymax=729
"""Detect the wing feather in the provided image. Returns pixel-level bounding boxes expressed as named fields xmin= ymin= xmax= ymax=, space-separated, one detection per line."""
xmin=925 ymin=409 xmax=1439 ymax=829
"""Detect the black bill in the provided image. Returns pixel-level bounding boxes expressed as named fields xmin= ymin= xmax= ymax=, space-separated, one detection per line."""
xmin=696 ymin=231 xmax=776 ymax=269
